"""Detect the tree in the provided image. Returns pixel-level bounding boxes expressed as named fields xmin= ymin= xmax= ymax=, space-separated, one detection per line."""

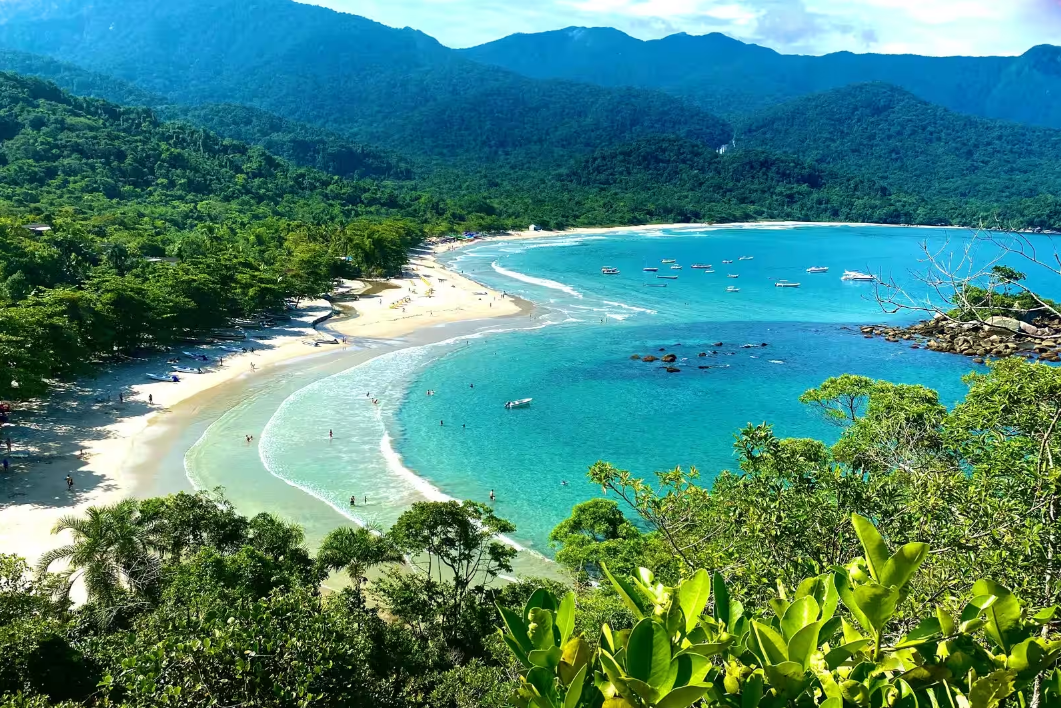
xmin=548 ymin=499 xmax=665 ymax=582
xmin=316 ymin=526 xmax=402 ymax=594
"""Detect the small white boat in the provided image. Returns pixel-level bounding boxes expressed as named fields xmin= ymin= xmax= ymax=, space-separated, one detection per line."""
xmin=726 ymin=286 xmax=740 ymax=293
xmin=775 ymin=281 xmax=801 ymax=288
xmin=504 ymin=398 xmax=532 ymax=409
xmin=658 ymin=275 xmax=679 ymax=280
xmin=171 ymin=366 xmax=201 ymax=374
xmin=643 ymin=267 xmax=659 ymax=272
xmin=728 ymin=274 xmax=740 ymax=279
xmin=644 ymin=283 xmax=668 ymax=288
xmin=722 ymin=259 xmax=733 ymax=264
xmin=842 ymin=270 xmax=876 ymax=282
xmin=670 ymin=265 xmax=682 ymax=270
xmin=691 ymin=264 xmax=712 ymax=269
xmin=601 ymin=267 xmax=620 ymax=275
xmin=662 ymin=259 xmax=676 ymax=264
xmin=806 ymin=266 xmax=829 ymax=274
xmin=739 ymin=256 xmax=754 ymax=261
xmin=147 ymin=373 xmax=180 ymax=382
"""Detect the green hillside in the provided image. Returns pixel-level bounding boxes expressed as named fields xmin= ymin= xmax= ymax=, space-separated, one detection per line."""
xmin=0 ymin=0 xmax=732 ymax=166
xmin=462 ymin=28 xmax=1061 ymax=129
xmin=736 ymin=83 xmax=1061 ymax=202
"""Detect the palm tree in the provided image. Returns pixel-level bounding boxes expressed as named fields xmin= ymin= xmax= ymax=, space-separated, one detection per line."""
xmin=316 ymin=526 xmax=402 ymax=592
xmin=36 ymin=499 xmax=159 ymax=614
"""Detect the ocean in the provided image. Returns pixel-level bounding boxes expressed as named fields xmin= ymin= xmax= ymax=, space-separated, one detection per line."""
xmin=191 ymin=224 xmax=1055 ymax=560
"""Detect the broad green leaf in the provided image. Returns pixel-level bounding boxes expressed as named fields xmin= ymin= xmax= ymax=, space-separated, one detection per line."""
xmin=502 ymin=631 xmax=531 ymax=667
xmin=894 ymin=678 xmax=919 ymax=708
xmin=751 ymin=620 xmax=789 ymax=665
xmin=852 ymin=583 xmax=900 ymax=634
xmin=679 ymin=569 xmax=711 ymax=634
xmin=896 ymin=617 xmax=942 ymax=648
xmin=898 ymin=664 xmax=952 ymax=689
xmin=526 ymin=588 xmax=560 ymax=618
xmin=712 ymin=571 xmax=731 ymax=627
xmin=599 ymin=649 xmax=626 ymax=685
xmin=1008 ymin=638 xmax=1045 ymax=677
xmin=557 ymin=592 xmax=576 ymax=645
xmin=968 ymin=670 xmax=1016 ymax=708
xmin=625 ymin=678 xmax=659 ymax=705
xmin=1032 ymin=606 xmax=1058 ymax=624
xmin=824 ymin=639 xmax=872 ymax=669
xmin=564 ymin=664 xmax=588 ymax=708
xmin=670 ymin=652 xmax=709 ymax=690
xmin=788 ymin=620 xmax=823 ymax=669
xmin=678 ymin=643 xmax=726 ymax=658
xmin=528 ymin=667 xmax=560 ymax=708
xmin=601 ymin=624 xmax=615 ymax=653
xmin=499 ymin=605 xmax=532 ymax=654
xmin=820 ymin=698 xmax=843 ymax=708
xmin=881 ymin=543 xmax=930 ymax=589
xmin=781 ymin=596 xmax=820 ymax=641
xmin=529 ymin=646 xmax=563 ymax=668
xmin=971 ymin=580 xmax=1022 ymax=654
xmin=796 ymin=575 xmax=839 ymax=621
xmin=763 ymin=661 xmax=809 ymax=697
xmin=657 ymin=684 xmax=712 ymax=708
xmin=742 ymin=673 xmax=764 ymax=708
xmin=834 ymin=570 xmax=874 ymax=638
xmin=603 ymin=563 xmax=647 ymax=620
xmin=529 ymin=607 xmax=557 ymax=650
xmin=626 ymin=618 xmax=673 ymax=689
xmin=770 ymin=598 xmax=791 ymax=620
xmin=819 ymin=616 xmax=842 ymax=646
xmin=936 ymin=607 xmax=955 ymax=637
xmin=842 ymin=617 xmax=865 ymax=643
xmin=851 ymin=514 xmax=890 ymax=583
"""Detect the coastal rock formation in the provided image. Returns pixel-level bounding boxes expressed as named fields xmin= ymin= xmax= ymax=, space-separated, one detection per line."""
xmin=662 ymin=354 xmax=678 ymax=363
xmin=642 ymin=355 xmax=658 ymax=362
xmin=630 ymin=354 xmax=642 ymax=360
xmin=860 ymin=314 xmax=1061 ymax=362
xmin=666 ymin=366 xmax=681 ymax=373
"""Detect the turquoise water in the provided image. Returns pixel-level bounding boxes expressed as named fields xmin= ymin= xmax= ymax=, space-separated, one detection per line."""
xmin=252 ymin=225 xmax=1056 ymax=556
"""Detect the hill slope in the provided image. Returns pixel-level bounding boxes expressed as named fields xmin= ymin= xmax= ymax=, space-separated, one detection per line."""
xmin=0 ymin=0 xmax=732 ymax=166
xmin=736 ymin=83 xmax=1061 ymax=202
xmin=462 ymin=28 xmax=1061 ymax=129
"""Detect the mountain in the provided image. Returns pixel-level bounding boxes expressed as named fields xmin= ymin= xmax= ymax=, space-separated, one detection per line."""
xmin=461 ymin=28 xmax=1061 ymax=129
xmin=736 ymin=83 xmax=1061 ymax=203
xmin=0 ymin=0 xmax=732 ymax=166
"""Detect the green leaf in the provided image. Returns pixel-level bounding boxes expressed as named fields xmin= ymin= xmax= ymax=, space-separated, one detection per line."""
xmin=894 ymin=678 xmax=919 ymax=708
xmin=678 ymin=643 xmax=726 ymax=659
xmin=677 ymin=569 xmax=711 ymax=635
xmin=935 ymin=607 xmax=955 ymax=637
xmin=625 ymin=678 xmax=658 ymax=705
xmin=852 ymin=583 xmax=900 ymax=634
xmin=1008 ymin=638 xmax=1046 ymax=677
xmin=881 ymin=543 xmax=930 ymax=589
xmin=603 ymin=563 xmax=647 ymax=620
xmin=971 ymin=580 xmax=1023 ymax=654
xmin=968 ymin=670 xmax=1016 ymax=708
xmin=526 ymin=588 xmax=560 ymax=617
xmin=742 ymin=673 xmax=764 ymax=708
xmin=500 ymin=605 xmax=532 ymax=654
xmin=895 ymin=617 xmax=942 ymax=649
xmin=529 ymin=646 xmax=564 ymax=668
xmin=564 ymin=663 xmax=588 ymax=708
xmin=781 ymin=596 xmax=820 ymax=641
xmin=824 ymin=639 xmax=872 ymax=669
xmin=670 ymin=653 xmax=710 ymax=690
xmin=712 ymin=571 xmax=731 ymax=627
xmin=751 ymin=620 xmax=789 ymax=665
xmin=851 ymin=514 xmax=890 ymax=583
xmin=626 ymin=618 xmax=673 ymax=689
xmin=762 ymin=661 xmax=809 ymax=697
xmin=502 ymin=631 xmax=531 ymax=667
xmin=788 ymin=620 xmax=823 ymax=669
xmin=529 ymin=607 xmax=557 ymax=650
xmin=834 ymin=570 xmax=874 ymax=638
xmin=557 ymin=592 xmax=576 ymax=645
xmin=528 ymin=667 xmax=560 ymax=708
xmin=656 ymin=684 xmax=712 ymax=708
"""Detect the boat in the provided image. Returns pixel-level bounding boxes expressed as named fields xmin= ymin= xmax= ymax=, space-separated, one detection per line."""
xmin=670 ymin=265 xmax=682 ymax=270
xmin=841 ymin=270 xmax=876 ymax=282
xmin=643 ymin=267 xmax=659 ymax=272
xmin=504 ymin=398 xmax=532 ymax=409
xmin=775 ymin=281 xmax=801 ymax=288
xmin=726 ymin=286 xmax=740 ymax=293
xmin=806 ymin=266 xmax=829 ymax=274
xmin=691 ymin=264 xmax=713 ymax=269
xmin=722 ymin=259 xmax=733 ymax=264
xmin=171 ymin=366 xmax=201 ymax=374
xmin=728 ymin=274 xmax=740 ymax=279
xmin=658 ymin=275 xmax=679 ymax=280
xmin=314 ymin=337 xmax=339 ymax=345
xmin=147 ymin=373 xmax=180 ymax=382
xmin=662 ymin=259 xmax=676 ymax=264
xmin=644 ymin=283 xmax=668 ymax=288
xmin=601 ymin=267 xmax=620 ymax=275
xmin=739 ymin=256 xmax=754 ymax=261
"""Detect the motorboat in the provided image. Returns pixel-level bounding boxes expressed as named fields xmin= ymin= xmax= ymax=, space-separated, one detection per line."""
xmin=643 ymin=267 xmax=659 ymax=272
xmin=775 ymin=281 xmax=801 ymax=288
xmin=842 ymin=270 xmax=876 ymax=282
xmin=171 ymin=366 xmax=201 ymax=374
xmin=728 ymin=274 xmax=740 ymax=279
xmin=601 ymin=267 xmax=620 ymax=275
xmin=739 ymin=256 xmax=754 ymax=261
xmin=147 ymin=373 xmax=180 ymax=382
xmin=644 ymin=283 xmax=668 ymax=287
xmin=806 ymin=266 xmax=829 ymax=274
xmin=722 ymin=259 xmax=733 ymax=264
xmin=658 ymin=275 xmax=679 ymax=280
xmin=670 ymin=265 xmax=682 ymax=270
xmin=504 ymin=398 xmax=532 ymax=409
xmin=662 ymin=259 xmax=676 ymax=264
xmin=314 ymin=337 xmax=339 ymax=344
xmin=691 ymin=264 xmax=712 ymax=269
xmin=726 ymin=286 xmax=740 ymax=293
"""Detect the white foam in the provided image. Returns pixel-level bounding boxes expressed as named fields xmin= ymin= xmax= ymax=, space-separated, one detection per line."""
xmin=603 ymin=300 xmax=658 ymax=315
xmin=491 ymin=261 xmax=583 ymax=299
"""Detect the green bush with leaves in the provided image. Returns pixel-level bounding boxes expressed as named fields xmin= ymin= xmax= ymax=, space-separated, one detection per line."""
xmin=500 ymin=514 xmax=1061 ymax=708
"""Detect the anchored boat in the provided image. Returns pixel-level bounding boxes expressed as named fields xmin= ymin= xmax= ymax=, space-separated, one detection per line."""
xmin=806 ymin=266 xmax=829 ymax=273
xmin=658 ymin=275 xmax=679 ymax=280
xmin=662 ymin=259 xmax=676 ymax=264
xmin=601 ymin=267 xmax=620 ymax=275
xmin=726 ymin=286 xmax=740 ymax=293
xmin=841 ymin=270 xmax=876 ymax=282
xmin=504 ymin=398 xmax=532 ymax=409
xmin=691 ymin=264 xmax=712 ymax=269
xmin=775 ymin=281 xmax=801 ymax=288
xmin=643 ymin=267 xmax=659 ymax=272
xmin=727 ymin=274 xmax=740 ymax=279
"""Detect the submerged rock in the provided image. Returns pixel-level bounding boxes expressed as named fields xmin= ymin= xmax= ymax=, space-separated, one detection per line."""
xmin=630 ymin=354 xmax=642 ymax=360
xmin=662 ymin=354 xmax=678 ymax=363
xmin=665 ymin=366 xmax=681 ymax=373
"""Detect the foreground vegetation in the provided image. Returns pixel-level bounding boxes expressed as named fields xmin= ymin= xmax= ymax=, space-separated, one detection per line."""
xmin=2 ymin=358 xmax=1059 ymax=707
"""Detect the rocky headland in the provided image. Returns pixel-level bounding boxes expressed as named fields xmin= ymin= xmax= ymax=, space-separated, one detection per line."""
xmin=861 ymin=314 xmax=1061 ymax=363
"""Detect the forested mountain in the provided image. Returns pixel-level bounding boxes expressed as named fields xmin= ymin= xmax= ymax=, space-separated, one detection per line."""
xmin=0 ymin=0 xmax=732 ymax=166
xmin=462 ymin=27 xmax=1061 ymax=129
xmin=736 ymin=83 xmax=1061 ymax=203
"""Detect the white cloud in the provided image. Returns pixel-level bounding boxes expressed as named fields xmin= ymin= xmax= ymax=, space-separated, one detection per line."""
xmin=307 ymin=0 xmax=1060 ymax=55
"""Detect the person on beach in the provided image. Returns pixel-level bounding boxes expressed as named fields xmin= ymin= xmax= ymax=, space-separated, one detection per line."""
xmin=2 ymin=458 xmax=7 ymax=472
xmin=349 ymin=495 xmax=356 ymax=506
xmin=65 ymin=474 xmax=73 ymax=490
xmin=489 ymin=489 xmax=495 ymax=501
xmin=329 ymin=429 xmax=333 ymax=439
xmin=440 ymin=420 xmax=444 ymax=426
xmin=118 ymin=392 xmax=123 ymax=404
xmin=5 ymin=437 xmax=9 ymax=452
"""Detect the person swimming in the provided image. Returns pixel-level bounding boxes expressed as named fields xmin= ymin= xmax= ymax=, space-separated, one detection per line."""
xmin=489 ymin=489 xmax=495 ymax=501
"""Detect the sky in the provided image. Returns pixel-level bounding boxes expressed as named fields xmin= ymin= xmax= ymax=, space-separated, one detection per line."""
xmin=308 ymin=0 xmax=1061 ymax=55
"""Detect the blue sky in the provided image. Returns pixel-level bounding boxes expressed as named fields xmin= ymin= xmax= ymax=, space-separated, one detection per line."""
xmin=308 ymin=0 xmax=1061 ymax=55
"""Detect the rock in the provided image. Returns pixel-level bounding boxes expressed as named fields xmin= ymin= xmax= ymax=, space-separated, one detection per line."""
xmin=1019 ymin=321 xmax=1040 ymax=336
xmin=698 ymin=352 xmax=707 ymax=357
xmin=630 ymin=354 xmax=642 ymax=360
xmin=1051 ymin=355 xmax=1061 ymax=363
xmin=886 ymin=337 xmax=898 ymax=343
xmin=662 ymin=354 xmax=677 ymax=363
xmin=761 ymin=343 xmax=769 ymax=347
xmin=713 ymin=342 xmax=724 ymax=347
xmin=698 ymin=366 xmax=710 ymax=369
xmin=864 ymin=335 xmax=874 ymax=339
xmin=860 ymin=327 xmax=873 ymax=333
xmin=1045 ymin=340 xmax=1059 ymax=348
xmin=973 ymin=358 xmax=985 ymax=364
xmin=658 ymin=347 xmax=666 ymax=352
xmin=911 ymin=344 xmax=921 ymax=349
xmin=665 ymin=367 xmax=681 ymax=373
xmin=642 ymin=356 xmax=658 ymax=363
